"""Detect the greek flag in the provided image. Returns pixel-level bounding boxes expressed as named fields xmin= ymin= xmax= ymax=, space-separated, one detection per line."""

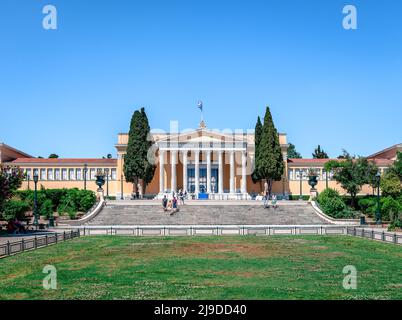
xmin=197 ymin=100 xmax=203 ymax=111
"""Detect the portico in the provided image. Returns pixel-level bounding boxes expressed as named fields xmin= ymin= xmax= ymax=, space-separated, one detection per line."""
xmin=156 ymin=129 xmax=250 ymax=199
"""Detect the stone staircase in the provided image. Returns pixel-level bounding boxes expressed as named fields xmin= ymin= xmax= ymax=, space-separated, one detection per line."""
xmin=85 ymin=203 xmax=328 ymax=226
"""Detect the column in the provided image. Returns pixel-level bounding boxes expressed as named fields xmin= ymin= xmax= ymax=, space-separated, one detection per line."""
xmin=159 ymin=150 xmax=164 ymax=193
xmin=182 ymin=150 xmax=188 ymax=192
xmin=171 ymin=150 xmax=177 ymax=193
xmin=194 ymin=150 xmax=200 ymax=194
xmin=241 ymin=151 xmax=247 ymax=194
xmin=218 ymin=151 xmax=224 ymax=194
xmin=206 ymin=150 xmax=211 ymax=193
xmin=229 ymin=150 xmax=235 ymax=194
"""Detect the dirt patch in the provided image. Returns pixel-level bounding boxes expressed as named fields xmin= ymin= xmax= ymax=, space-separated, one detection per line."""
xmin=209 ymin=270 xmax=257 ymax=278
xmin=171 ymin=242 xmax=282 ymax=259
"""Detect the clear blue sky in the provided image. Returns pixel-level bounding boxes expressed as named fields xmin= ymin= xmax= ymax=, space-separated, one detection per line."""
xmin=0 ymin=0 xmax=401 ymax=159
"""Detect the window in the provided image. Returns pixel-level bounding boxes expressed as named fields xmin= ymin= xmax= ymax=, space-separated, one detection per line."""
xmin=90 ymin=168 xmax=96 ymax=180
xmin=288 ymin=169 xmax=294 ymax=180
xmin=47 ymin=169 xmax=54 ymax=180
xmin=76 ymin=169 xmax=82 ymax=180
xmin=40 ymin=169 xmax=46 ymax=180
xmin=69 ymin=169 xmax=75 ymax=180
xmin=62 ymin=169 xmax=68 ymax=180
xmin=111 ymin=168 xmax=117 ymax=180
xmin=33 ymin=169 xmax=39 ymax=178
xmin=55 ymin=169 xmax=60 ymax=180
xmin=295 ymin=169 xmax=308 ymax=180
xmin=25 ymin=169 xmax=31 ymax=180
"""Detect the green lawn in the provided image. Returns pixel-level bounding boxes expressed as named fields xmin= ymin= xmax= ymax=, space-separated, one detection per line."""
xmin=0 ymin=235 xmax=401 ymax=300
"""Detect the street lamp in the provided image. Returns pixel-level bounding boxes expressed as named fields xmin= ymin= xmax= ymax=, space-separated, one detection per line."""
xmin=375 ymin=171 xmax=382 ymax=225
xmin=299 ymin=169 xmax=303 ymax=200
xmin=105 ymin=168 xmax=110 ymax=198
xmin=33 ymin=173 xmax=39 ymax=230
xmin=83 ymin=164 xmax=88 ymax=190
xmin=120 ymin=174 xmax=124 ymax=200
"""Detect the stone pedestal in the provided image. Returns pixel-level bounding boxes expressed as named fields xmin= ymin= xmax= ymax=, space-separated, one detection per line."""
xmin=97 ymin=188 xmax=104 ymax=201
xmin=309 ymin=189 xmax=318 ymax=202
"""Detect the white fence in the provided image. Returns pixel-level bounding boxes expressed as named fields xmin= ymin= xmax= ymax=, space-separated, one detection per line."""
xmin=53 ymin=225 xmax=402 ymax=245
xmin=57 ymin=225 xmax=347 ymax=237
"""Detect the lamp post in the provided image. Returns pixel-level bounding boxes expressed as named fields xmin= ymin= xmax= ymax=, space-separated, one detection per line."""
xmin=33 ymin=173 xmax=39 ymax=230
xmin=105 ymin=168 xmax=110 ymax=198
xmin=375 ymin=171 xmax=382 ymax=225
xmin=299 ymin=169 xmax=303 ymax=200
xmin=83 ymin=164 xmax=88 ymax=190
xmin=120 ymin=174 xmax=124 ymax=200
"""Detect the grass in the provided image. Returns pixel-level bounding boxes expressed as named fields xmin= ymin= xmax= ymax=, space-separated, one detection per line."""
xmin=0 ymin=235 xmax=401 ymax=300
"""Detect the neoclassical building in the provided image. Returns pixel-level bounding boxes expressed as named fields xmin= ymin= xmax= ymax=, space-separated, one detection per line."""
xmin=115 ymin=124 xmax=288 ymax=199
xmin=2 ymin=125 xmax=399 ymax=199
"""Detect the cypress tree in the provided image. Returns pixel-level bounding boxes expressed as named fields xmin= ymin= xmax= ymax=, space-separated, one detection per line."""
xmin=251 ymin=116 xmax=262 ymax=183
xmin=124 ymin=108 xmax=153 ymax=194
xmin=257 ymin=106 xmax=284 ymax=196
xmin=312 ymin=145 xmax=329 ymax=159
xmin=141 ymin=108 xmax=156 ymax=193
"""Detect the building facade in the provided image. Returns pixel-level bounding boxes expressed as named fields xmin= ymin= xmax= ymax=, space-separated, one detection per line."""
xmin=2 ymin=133 xmax=399 ymax=199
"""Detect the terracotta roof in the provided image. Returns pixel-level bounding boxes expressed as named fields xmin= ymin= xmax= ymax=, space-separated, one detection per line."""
xmin=288 ymin=158 xmax=336 ymax=164
xmin=288 ymin=158 xmax=393 ymax=167
xmin=10 ymin=158 xmax=117 ymax=165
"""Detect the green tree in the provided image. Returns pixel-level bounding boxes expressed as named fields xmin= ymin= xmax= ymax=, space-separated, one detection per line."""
xmin=124 ymin=108 xmax=155 ymax=194
xmin=48 ymin=154 xmax=59 ymax=159
xmin=325 ymin=154 xmax=378 ymax=207
xmin=256 ymin=106 xmax=284 ymax=196
xmin=0 ymin=166 xmax=25 ymax=213
xmin=312 ymin=145 xmax=329 ymax=159
xmin=380 ymin=171 xmax=401 ymax=198
xmin=251 ymin=116 xmax=263 ymax=183
xmin=390 ymin=151 xmax=402 ymax=181
xmin=287 ymin=143 xmax=302 ymax=159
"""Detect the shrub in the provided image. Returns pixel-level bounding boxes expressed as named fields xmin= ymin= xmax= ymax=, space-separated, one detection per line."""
xmin=78 ymin=191 xmax=96 ymax=212
xmin=43 ymin=189 xmax=67 ymax=210
xmin=317 ymin=188 xmax=355 ymax=219
xmin=66 ymin=207 xmax=77 ymax=220
xmin=1 ymin=200 xmax=30 ymax=221
xmin=357 ymin=197 xmax=376 ymax=217
xmin=40 ymin=199 xmax=54 ymax=219
xmin=381 ymin=196 xmax=402 ymax=222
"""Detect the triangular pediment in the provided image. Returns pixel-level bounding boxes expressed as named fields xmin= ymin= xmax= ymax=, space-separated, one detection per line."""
xmin=154 ymin=128 xmax=245 ymax=144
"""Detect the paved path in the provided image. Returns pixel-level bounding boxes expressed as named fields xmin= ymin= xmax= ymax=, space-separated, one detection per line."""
xmin=86 ymin=203 xmax=329 ymax=226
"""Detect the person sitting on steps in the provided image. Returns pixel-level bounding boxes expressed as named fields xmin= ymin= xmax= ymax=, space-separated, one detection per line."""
xmin=271 ymin=194 xmax=278 ymax=209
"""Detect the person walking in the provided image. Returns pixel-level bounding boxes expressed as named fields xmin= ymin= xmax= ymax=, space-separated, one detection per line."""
xmin=179 ymin=189 xmax=184 ymax=205
xmin=170 ymin=196 xmax=179 ymax=215
xmin=162 ymin=195 xmax=168 ymax=211
xmin=263 ymin=181 xmax=269 ymax=208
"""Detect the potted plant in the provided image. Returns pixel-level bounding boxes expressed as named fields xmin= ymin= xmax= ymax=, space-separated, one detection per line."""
xmin=307 ymin=168 xmax=318 ymax=190
xmin=95 ymin=169 xmax=106 ymax=191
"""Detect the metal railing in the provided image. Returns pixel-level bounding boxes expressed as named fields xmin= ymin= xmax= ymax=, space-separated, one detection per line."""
xmin=346 ymin=227 xmax=402 ymax=245
xmin=0 ymin=230 xmax=80 ymax=259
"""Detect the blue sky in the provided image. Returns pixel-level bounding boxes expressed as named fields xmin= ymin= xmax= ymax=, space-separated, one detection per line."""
xmin=0 ymin=0 xmax=401 ymax=159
